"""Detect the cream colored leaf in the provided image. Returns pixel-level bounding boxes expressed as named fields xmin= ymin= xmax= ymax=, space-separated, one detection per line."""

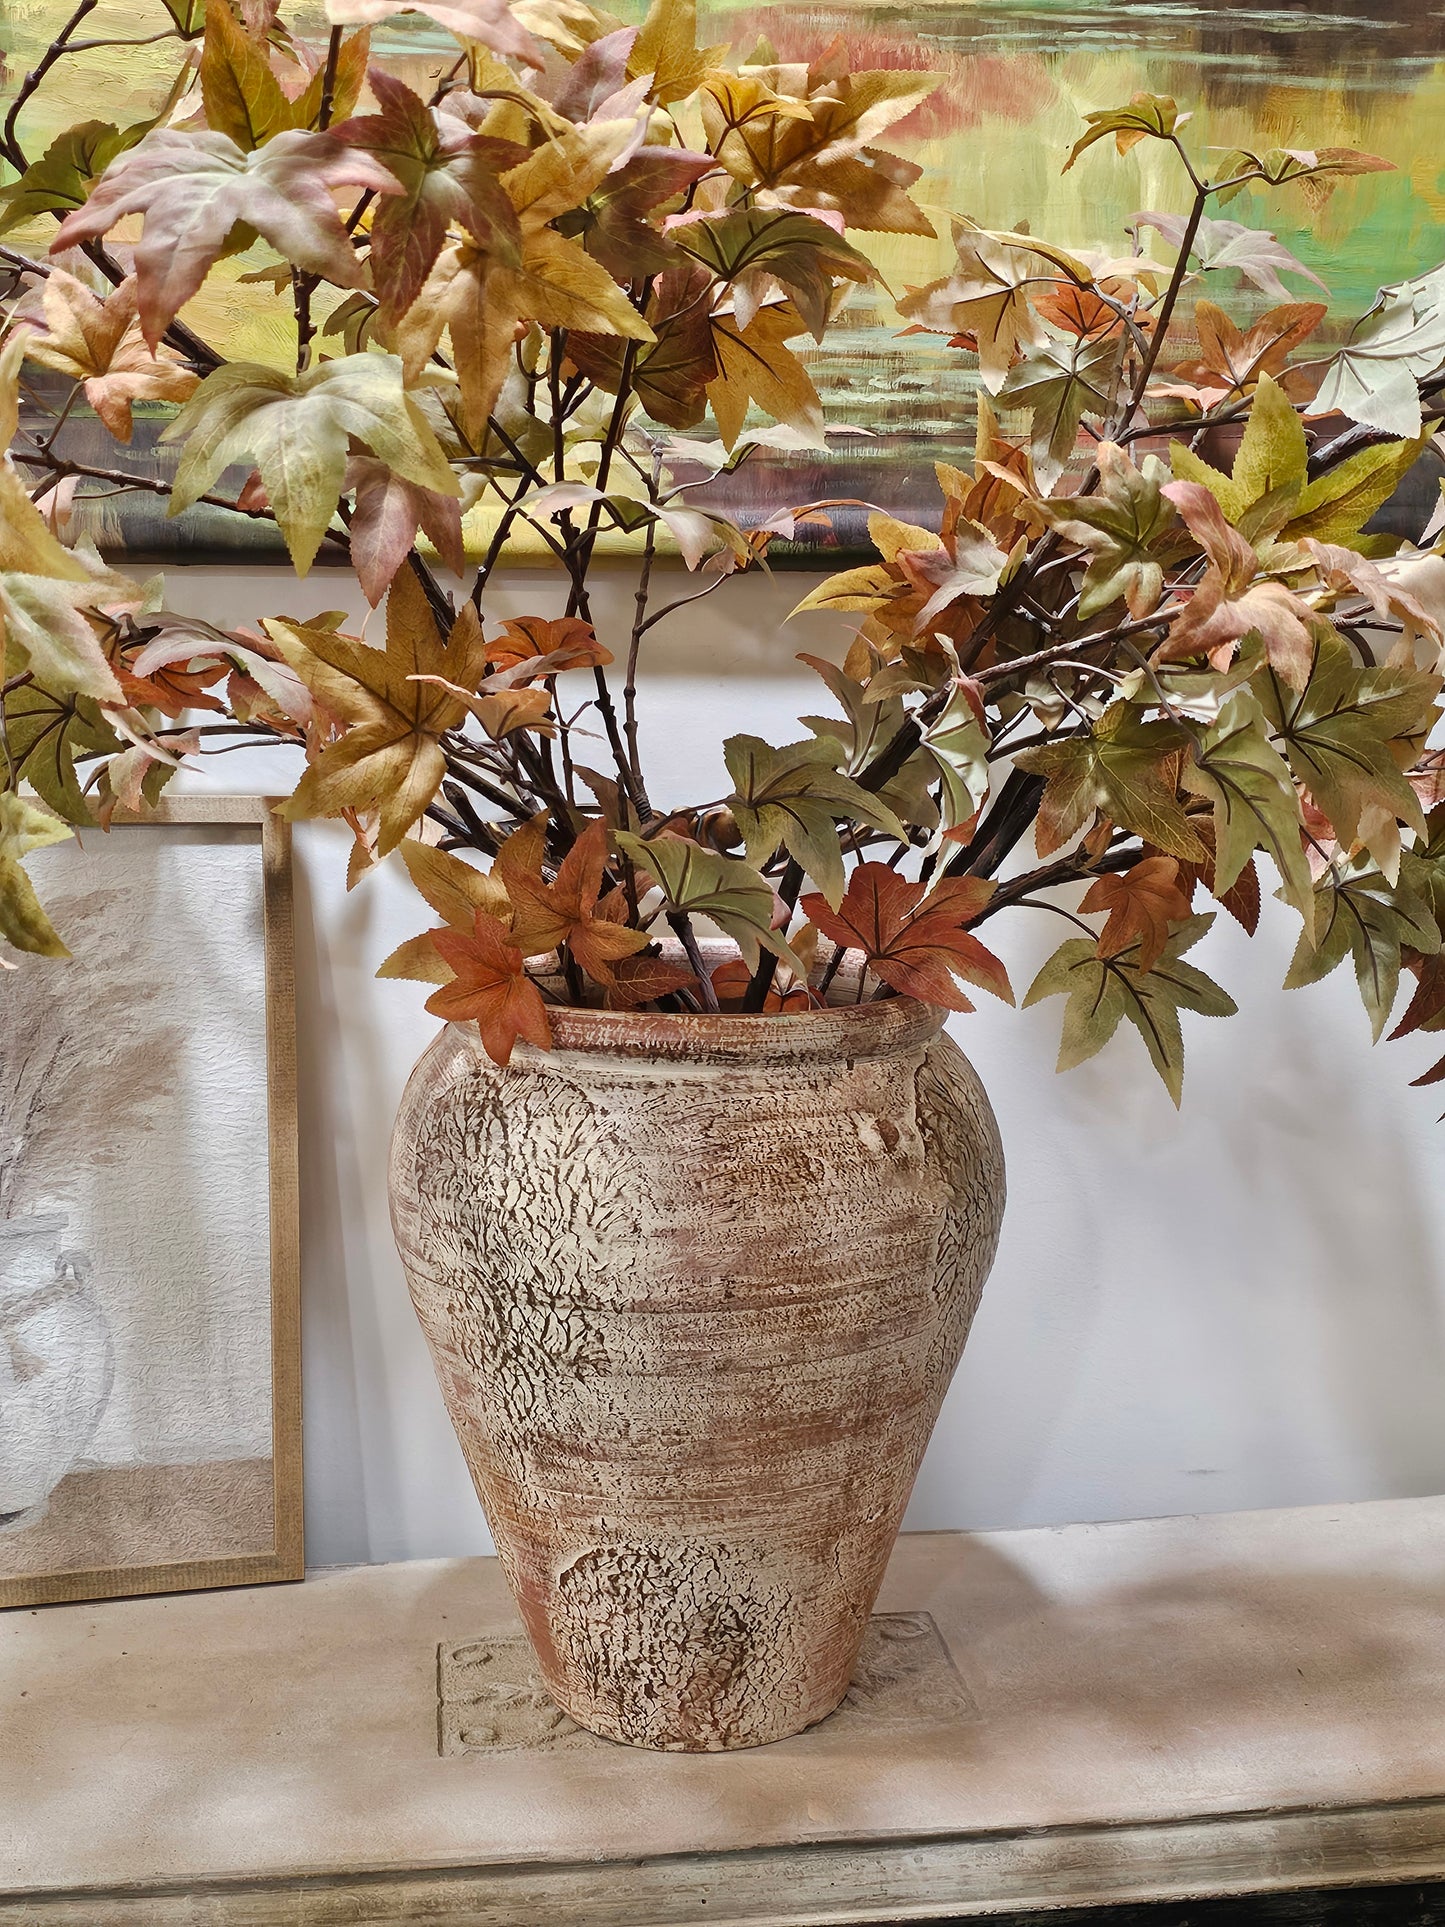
xmin=165 ymin=354 xmax=459 ymax=573
xmin=24 ymin=271 xmax=198 ymax=442
xmin=502 ymin=118 xmax=643 ymax=231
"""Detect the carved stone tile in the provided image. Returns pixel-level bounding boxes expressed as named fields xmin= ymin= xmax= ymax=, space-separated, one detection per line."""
xmin=438 ymin=1611 xmax=978 ymax=1756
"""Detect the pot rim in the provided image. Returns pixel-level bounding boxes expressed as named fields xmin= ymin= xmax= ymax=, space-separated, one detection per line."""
xmin=450 ymin=992 xmax=946 ymax=1067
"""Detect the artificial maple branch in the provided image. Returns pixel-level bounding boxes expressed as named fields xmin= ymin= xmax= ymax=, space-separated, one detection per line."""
xmin=0 ymin=0 xmax=100 ymax=172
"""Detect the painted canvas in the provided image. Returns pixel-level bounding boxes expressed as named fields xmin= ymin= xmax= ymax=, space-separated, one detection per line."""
xmin=0 ymin=801 xmax=301 ymax=1609
xmin=1 ymin=0 xmax=1441 ymax=557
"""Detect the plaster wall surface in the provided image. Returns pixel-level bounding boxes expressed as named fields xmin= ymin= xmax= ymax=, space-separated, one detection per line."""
xmin=156 ymin=563 xmax=1445 ymax=1565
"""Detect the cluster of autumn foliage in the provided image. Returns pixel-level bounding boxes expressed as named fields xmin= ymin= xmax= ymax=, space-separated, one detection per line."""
xmin=4 ymin=0 xmax=1445 ymax=1100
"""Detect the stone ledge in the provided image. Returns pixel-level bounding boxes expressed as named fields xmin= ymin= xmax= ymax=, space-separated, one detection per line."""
xmin=4 ymin=1497 xmax=1445 ymax=1922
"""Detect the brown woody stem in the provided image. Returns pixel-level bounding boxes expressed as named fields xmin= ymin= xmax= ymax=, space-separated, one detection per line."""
xmin=1 ymin=0 xmax=99 ymax=170
xmin=668 ymin=910 xmax=720 ymax=1010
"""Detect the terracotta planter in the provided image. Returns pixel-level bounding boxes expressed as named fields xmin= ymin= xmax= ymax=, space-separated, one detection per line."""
xmin=389 ymin=995 xmax=1005 ymax=1751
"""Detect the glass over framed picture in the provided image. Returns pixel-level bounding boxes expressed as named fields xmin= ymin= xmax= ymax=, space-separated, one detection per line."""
xmin=0 ymin=797 xmax=301 ymax=1609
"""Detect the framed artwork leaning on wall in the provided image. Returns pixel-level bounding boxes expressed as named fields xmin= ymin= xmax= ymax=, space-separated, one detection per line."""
xmin=0 ymin=797 xmax=301 ymax=1610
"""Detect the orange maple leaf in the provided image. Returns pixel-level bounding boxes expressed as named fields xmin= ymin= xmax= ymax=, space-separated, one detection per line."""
xmin=711 ymin=957 xmax=815 ymax=1011
xmin=800 ymin=861 xmax=1013 ymax=1011
xmin=603 ymin=951 xmax=700 ymax=1009
xmin=506 ymin=819 xmax=648 ymax=985
xmin=425 ymin=910 xmax=553 ymax=1067
xmin=1157 ymin=481 xmax=1314 ymax=686
xmin=1080 ymin=855 xmax=1192 ymax=973
xmin=488 ymin=616 xmax=612 ymax=676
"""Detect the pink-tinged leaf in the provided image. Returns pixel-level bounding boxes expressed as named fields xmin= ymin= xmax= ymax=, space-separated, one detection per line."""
xmin=571 ymin=145 xmax=716 ymax=281
xmin=329 ymin=69 xmax=521 ymax=323
xmin=323 ymin=0 xmax=543 ymax=67
xmin=52 ymin=127 xmax=399 ymax=348
xmin=1158 ymin=479 xmax=1314 ymax=686
xmin=520 ymin=480 xmax=607 ymax=518
xmin=131 ymin=627 xmax=314 ymax=724
xmin=651 ymin=504 xmax=722 ymax=570
xmin=547 ymin=26 xmax=638 ymax=120
xmin=347 ymin=452 xmax=465 ymax=603
xmin=1135 ymin=211 xmax=1327 ymax=302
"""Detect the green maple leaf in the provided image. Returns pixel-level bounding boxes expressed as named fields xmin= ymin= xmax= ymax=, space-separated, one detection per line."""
xmin=1255 ymin=629 xmax=1440 ymax=849
xmin=0 ymin=56 xmax=191 ymax=236
xmin=1286 ymin=860 xmax=1441 ymax=1039
xmin=1283 ymin=437 xmax=1427 ymax=547
xmin=675 ymin=207 xmax=876 ymax=342
xmin=0 ymin=468 xmax=127 ymax=700
xmin=798 ymin=653 xmax=940 ymax=832
xmin=723 ymin=733 xmax=903 ymax=908
xmin=1169 ymin=373 xmax=1306 ymax=528
xmin=52 ymin=127 xmax=398 ymax=347
xmin=330 ymin=70 xmax=521 ymax=324
xmin=1063 ymin=93 xmax=1185 ymax=173
xmin=1312 ymin=266 xmax=1445 ymax=437
xmin=0 ymin=793 xmax=73 ymax=960
xmin=1015 ymin=701 xmax=1206 ymax=859
xmin=3 ymin=686 xmax=121 ymax=825
xmin=199 ymin=0 xmax=296 ymax=151
xmin=1025 ymin=911 xmax=1237 ymax=1105
xmin=1172 ymin=374 xmax=1421 ymax=547
xmin=165 ymin=353 xmax=459 ymax=573
xmin=1179 ymin=689 xmax=1312 ymax=921
xmin=995 ymin=333 xmax=1122 ymax=491
xmin=160 ymin=0 xmax=206 ymax=34
xmin=1398 ymin=809 xmax=1445 ymax=939
xmin=0 ymin=122 xmax=139 ymax=234
xmin=615 ymin=831 xmax=804 ymax=973
xmin=1035 ymin=441 xmax=1174 ymax=618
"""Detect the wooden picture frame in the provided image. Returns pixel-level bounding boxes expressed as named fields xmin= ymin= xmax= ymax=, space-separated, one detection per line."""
xmin=0 ymin=797 xmax=302 ymax=1609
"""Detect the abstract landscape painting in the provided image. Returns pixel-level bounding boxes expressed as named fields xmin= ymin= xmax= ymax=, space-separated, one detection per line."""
xmin=1 ymin=0 xmax=1442 ymax=556
xmin=0 ymin=803 xmax=301 ymax=1608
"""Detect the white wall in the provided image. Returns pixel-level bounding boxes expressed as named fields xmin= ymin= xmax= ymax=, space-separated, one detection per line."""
xmin=162 ymin=563 xmax=1445 ymax=1567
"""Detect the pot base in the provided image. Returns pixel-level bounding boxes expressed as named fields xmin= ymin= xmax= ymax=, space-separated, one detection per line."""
xmin=556 ymin=1679 xmax=853 ymax=1753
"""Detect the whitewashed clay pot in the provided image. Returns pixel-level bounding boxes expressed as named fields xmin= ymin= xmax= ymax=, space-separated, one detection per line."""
xmin=390 ymin=996 xmax=1005 ymax=1751
xmin=0 ymin=1216 xmax=114 ymax=1531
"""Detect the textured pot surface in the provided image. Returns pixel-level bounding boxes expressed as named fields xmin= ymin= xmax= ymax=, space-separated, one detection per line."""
xmin=389 ymin=999 xmax=1005 ymax=1751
